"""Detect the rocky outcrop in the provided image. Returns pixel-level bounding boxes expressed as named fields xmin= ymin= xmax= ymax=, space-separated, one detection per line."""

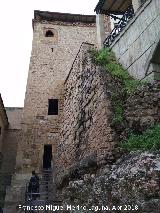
xmin=59 ymin=151 xmax=160 ymax=212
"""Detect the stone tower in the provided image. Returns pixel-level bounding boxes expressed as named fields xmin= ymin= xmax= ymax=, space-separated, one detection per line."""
xmin=4 ymin=10 xmax=112 ymax=209
xmin=21 ymin=10 xmax=97 ymax=172
xmin=5 ymin=10 xmax=99 ymax=207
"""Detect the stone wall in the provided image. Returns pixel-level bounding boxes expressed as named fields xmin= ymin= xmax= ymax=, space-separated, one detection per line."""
xmin=110 ymin=0 xmax=160 ymax=81
xmin=56 ymin=43 xmax=117 ymax=185
xmin=0 ymin=107 xmax=23 ymax=207
xmin=0 ymin=129 xmax=22 ymax=207
xmin=55 ymin=46 xmax=160 ymax=211
xmin=5 ymin=108 xmax=23 ymax=130
xmin=0 ymin=116 xmax=5 ymax=154
xmin=0 ymin=95 xmax=8 ymax=154
xmin=124 ymin=82 xmax=160 ymax=135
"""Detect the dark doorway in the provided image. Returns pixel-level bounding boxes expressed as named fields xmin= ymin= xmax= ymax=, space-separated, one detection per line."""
xmin=43 ymin=145 xmax=52 ymax=169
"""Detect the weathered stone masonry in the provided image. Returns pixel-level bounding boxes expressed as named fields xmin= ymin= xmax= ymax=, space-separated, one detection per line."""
xmin=124 ymin=83 xmax=160 ymax=134
xmin=0 ymin=107 xmax=23 ymax=207
xmin=4 ymin=11 xmax=103 ymax=207
xmin=21 ymin=11 xmax=97 ymax=174
xmin=56 ymin=43 xmax=117 ymax=184
xmin=55 ymin=42 xmax=160 ymax=187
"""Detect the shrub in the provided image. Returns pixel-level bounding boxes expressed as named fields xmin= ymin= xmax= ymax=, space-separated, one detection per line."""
xmin=90 ymin=48 xmax=142 ymax=94
xmin=120 ymin=124 xmax=160 ymax=151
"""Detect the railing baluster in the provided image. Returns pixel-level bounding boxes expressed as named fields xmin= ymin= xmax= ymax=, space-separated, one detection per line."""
xmin=104 ymin=5 xmax=134 ymax=47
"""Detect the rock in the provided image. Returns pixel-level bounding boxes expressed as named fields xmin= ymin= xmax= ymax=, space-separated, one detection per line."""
xmin=58 ymin=151 xmax=160 ymax=212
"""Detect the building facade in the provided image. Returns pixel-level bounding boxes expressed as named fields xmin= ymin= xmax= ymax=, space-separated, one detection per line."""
xmin=3 ymin=10 xmax=111 ymax=208
xmin=95 ymin=0 xmax=160 ymax=81
xmin=1 ymin=2 xmax=159 ymax=209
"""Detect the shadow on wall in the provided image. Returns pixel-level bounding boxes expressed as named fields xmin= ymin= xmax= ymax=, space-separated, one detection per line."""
xmin=145 ymin=39 xmax=160 ymax=81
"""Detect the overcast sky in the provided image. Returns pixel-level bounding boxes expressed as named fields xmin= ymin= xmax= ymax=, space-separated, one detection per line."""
xmin=0 ymin=0 xmax=98 ymax=107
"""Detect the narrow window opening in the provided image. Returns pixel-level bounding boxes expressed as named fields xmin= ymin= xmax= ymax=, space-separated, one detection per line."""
xmin=48 ymin=99 xmax=58 ymax=115
xmin=45 ymin=30 xmax=54 ymax=37
xmin=0 ymin=127 xmax=1 ymax=135
xmin=51 ymin=48 xmax=54 ymax=52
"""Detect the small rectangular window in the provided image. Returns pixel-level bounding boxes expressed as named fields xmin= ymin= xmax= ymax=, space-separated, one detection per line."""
xmin=48 ymin=99 xmax=58 ymax=115
xmin=0 ymin=127 xmax=1 ymax=135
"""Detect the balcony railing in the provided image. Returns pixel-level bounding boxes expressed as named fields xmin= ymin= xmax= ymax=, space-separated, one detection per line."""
xmin=104 ymin=5 xmax=134 ymax=47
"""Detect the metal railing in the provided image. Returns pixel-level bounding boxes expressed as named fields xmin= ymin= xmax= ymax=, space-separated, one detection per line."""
xmin=25 ymin=170 xmax=53 ymax=202
xmin=104 ymin=5 xmax=135 ymax=47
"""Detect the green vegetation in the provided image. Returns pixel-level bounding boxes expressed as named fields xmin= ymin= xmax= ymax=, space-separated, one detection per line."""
xmin=90 ymin=48 xmax=141 ymax=94
xmin=90 ymin=48 xmax=143 ymax=124
xmin=111 ymin=93 xmax=124 ymax=124
xmin=90 ymin=48 xmax=160 ymax=151
xmin=120 ymin=124 xmax=160 ymax=151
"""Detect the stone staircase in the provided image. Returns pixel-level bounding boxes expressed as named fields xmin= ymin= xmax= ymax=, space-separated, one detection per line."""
xmin=15 ymin=169 xmax=60 ymax=213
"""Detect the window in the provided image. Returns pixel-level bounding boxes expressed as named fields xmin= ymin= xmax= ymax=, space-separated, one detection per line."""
xmin=48 ymin=99 xmax=58 ymax=115
xmin=0 ymin=127 xmax=1 ymax=135
xmin=45 ymin=30 xmax=54 ymax=37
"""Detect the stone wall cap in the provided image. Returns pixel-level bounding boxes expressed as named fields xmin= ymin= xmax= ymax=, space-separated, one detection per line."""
xmin=34 ymin=10 xmax=96 ymax=24
xmin=5 ymin=107 xmax=23 ymax=111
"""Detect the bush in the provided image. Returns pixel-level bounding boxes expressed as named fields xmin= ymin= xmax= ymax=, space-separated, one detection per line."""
xmin=120 ymin=124 xmax=160 ymax=151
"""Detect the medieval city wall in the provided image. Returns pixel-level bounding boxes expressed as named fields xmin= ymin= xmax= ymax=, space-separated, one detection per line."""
xmin=110 ymin=0 xmax=160 ymax=81
xmin=56 ymin=43 xmax=117 ymax=185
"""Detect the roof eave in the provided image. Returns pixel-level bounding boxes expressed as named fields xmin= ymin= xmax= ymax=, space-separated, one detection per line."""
xmin=94 ymin=0 xmax=106 ymax=14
